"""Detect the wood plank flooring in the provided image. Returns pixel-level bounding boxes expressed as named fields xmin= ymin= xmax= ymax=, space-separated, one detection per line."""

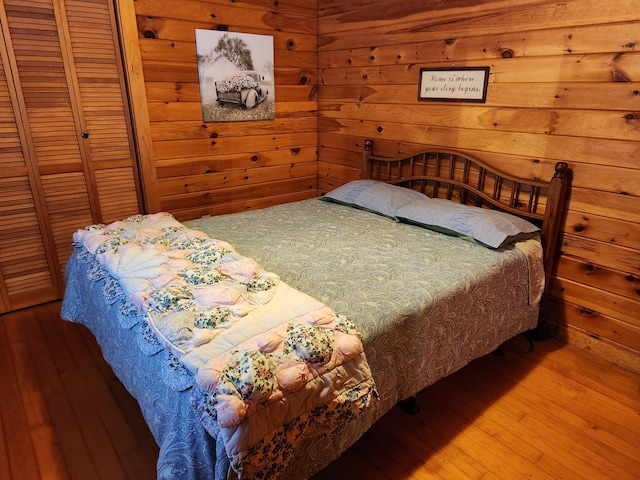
xmin=1 ymin=301 xmax=638 ymax=480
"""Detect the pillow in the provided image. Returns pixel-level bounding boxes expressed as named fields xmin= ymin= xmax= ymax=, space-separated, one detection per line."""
xmin=395 ymin=198 xmax=540 ymax=248
xmin=321 ymin=180 xmax=429 ymax=218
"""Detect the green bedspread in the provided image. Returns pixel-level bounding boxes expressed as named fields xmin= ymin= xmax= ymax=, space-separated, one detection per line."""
xmin=186 ymin=197 xmax=539 ymax=479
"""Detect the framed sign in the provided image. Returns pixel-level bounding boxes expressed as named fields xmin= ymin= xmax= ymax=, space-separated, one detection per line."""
xmin=418 ymin=67 xmax=490 ymax=103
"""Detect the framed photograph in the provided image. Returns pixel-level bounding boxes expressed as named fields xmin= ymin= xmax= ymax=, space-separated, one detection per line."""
xmin=418 ymin=67 xmax=490 ymax=103
xmin=196 ymin=30 xmax=275 ymax=122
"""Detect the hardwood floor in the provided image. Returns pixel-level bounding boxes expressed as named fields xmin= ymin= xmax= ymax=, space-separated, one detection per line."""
xmin=1 ymin=301 xmax=638 ymax=480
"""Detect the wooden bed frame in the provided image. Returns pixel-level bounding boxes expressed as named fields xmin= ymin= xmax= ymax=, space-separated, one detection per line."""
xmin=363 ymin=139 xmax=572 ymax=339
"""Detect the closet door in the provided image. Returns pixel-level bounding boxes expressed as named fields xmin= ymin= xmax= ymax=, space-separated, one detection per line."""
xmin=0 ymin=32 xmax=60 ymax=310
xmin=0 ymin=0 xmax=142 ymax=312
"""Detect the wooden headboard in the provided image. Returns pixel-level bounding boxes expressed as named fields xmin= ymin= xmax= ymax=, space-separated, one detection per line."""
xmin=363 ymin=140 xmax=572 ymax=338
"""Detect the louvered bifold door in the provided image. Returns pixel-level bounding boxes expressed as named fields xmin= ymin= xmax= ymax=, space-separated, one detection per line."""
xmin=0 ymin=0 xmax=142 ymax=312
xmin=0 ymin=19 xmax=61 ymax=311
xmin=62 ymin=0 xmax=142 ymax=224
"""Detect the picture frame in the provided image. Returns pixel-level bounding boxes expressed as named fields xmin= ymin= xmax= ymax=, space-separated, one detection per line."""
xmin=195 ymin=30 xmax=275 ymax=122
xmin=418 ymin=67 xmax=490 ymax=103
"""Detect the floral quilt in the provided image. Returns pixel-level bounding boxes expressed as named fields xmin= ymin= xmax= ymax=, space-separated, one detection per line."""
xmin=72 ymin=212 xmax=378 ymax=479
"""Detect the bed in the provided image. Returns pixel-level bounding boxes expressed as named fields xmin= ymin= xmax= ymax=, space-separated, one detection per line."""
xmin=61 ymin=139 xmax=571 ymax=480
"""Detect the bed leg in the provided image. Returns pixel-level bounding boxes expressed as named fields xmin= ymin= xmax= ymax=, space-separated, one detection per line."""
xmin=399 ymin=396 xmax=420 ymax=414
xmin=531 ymin=297 xmax=559 ymax=341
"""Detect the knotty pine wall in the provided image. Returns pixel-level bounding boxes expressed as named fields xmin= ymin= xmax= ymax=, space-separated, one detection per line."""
xmin=115 ymin=0 xmax=318 ymax=219
xmin=114 ymin=0 xmax=638 ymax=372
xmin=317 ymin=0 xmax=640 ymax=373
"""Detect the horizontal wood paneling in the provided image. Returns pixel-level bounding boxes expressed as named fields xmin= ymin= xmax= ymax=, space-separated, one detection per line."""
xmin=556 ymin=256 xmax=639 ymax=303
xmin=319 ymin=102 xmax=640 ymax=142
xmin=149 ymin=117 xmax=318 ymax=142
xmin=318 ymin=0 xmax=640 ymax=372
xmin=152 ymin=132 xmax=317 ymax=160
xmin=159 ymin=177 xmax=316 ymax=212
xmin=318 ymin=0 xmax=638 ymax=39
xmin=318 ymin=54 xmax=640 ymax=85
xmin=134 ymin=0 xmax=316 ymax=33
xmin=155 ymin=147 xmax=317 ymax=177
xmin=319 ymin=83 xmax=639 ymax=112
xmin=119 ymin=0 xmax=319 ymax=220
xmin=138 ymin=37 xmax=317 ymax=69
xmin=319 ymin=21 xmax=640 ymax=64
xmin=116 ymin=0 xmax=637 ymax=371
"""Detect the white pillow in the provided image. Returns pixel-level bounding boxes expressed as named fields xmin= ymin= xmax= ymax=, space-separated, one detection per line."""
xmin=396 ymin=198 xmax=540 ymax=248
xmin=322 ymin=180 xmax=429 ymax=218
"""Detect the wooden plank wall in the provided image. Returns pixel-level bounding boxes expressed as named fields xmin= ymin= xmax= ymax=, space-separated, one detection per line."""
xmin=116 ymin=0 xmax=319 ymax=220
xmin=317 ymin=0 xmax=640 ymax=373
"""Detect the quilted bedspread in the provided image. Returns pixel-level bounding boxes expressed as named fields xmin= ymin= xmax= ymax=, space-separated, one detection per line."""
xmin=187 ymin=199 xmax=541 ymax=477
xmin=68 ymin=212 xmax=377 ymax=479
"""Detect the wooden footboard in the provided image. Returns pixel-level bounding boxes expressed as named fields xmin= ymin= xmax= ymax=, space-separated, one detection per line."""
xmin=363 ymin=139 xmax=572 ymax=337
